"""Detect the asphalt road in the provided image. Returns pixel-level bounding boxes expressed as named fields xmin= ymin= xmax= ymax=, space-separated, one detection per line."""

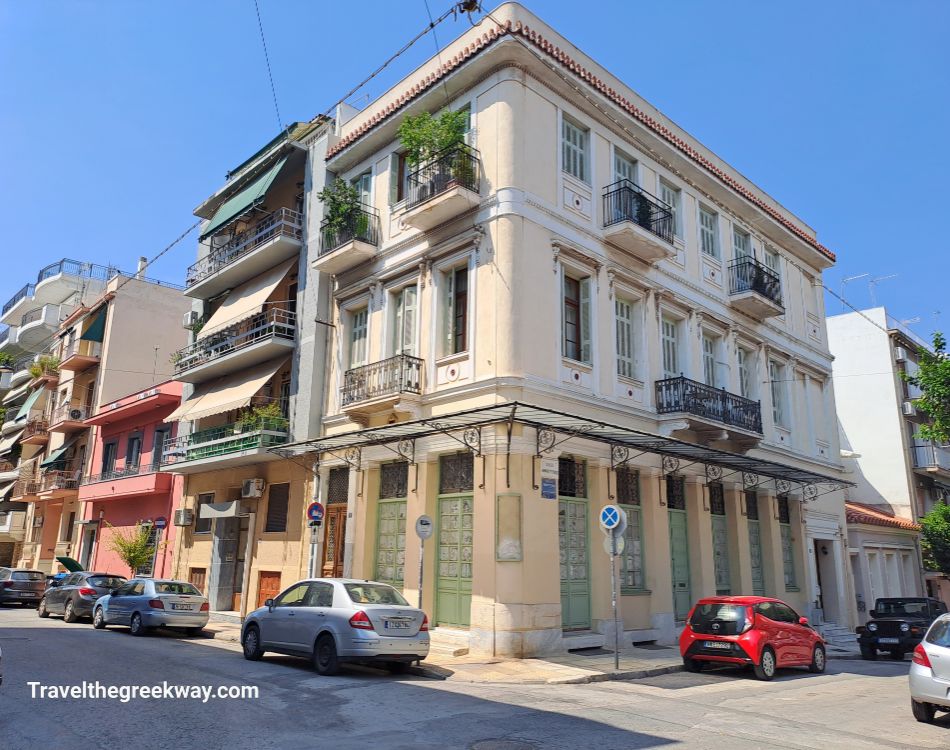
xmin=1 ymin=604 xmax=948 ymax=750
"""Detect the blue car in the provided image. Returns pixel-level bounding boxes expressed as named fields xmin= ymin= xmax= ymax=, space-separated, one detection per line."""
xmin=92 ymin=578 xmax=209 ymax=636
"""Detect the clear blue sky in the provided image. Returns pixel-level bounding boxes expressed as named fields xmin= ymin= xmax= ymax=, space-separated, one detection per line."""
xmin=2 ymin=1 xmax=947 ymax=337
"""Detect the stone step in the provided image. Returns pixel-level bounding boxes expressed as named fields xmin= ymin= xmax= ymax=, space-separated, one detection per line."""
xmin=562 ymin=631 xmax=606 ymax=651
xmin=429 ymin=627 xmax=470 ymax=657
xmin=208 ymin=610 xmax=243 ymax=625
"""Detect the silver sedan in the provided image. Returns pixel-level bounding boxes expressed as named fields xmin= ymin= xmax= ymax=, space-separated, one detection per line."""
xmin=241 ymin=578 xmax=429 ymax=675
xmin=910 ymin=612 xmax=950 ymax=722
xmin=93 ymin=578 xmax=209 ymax=636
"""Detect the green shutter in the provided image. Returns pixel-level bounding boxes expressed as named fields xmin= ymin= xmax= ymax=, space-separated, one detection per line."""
xmin=80 ymin=309 xmax=106 ymax=342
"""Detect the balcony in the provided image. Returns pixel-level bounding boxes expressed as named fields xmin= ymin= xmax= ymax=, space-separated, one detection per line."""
xmin=0 ymin=324 xmax=19 ymax=353
xmin=601 ymin=180 xmax=675 ymax=262
xmin=11 ymin=477 xmax=39 ymax=500
xmin=0 ymin=509 xmax=27 ymax=542
xmin=655 ymin=375 xmax=763 ymax=445
xmin=18 ymin=305 xmax=60 ymax=348
xmin=78 ymin=464 xmax=175 ymax=502
xmin=28 ymin=359 xmax=60 ymax=387
xmin=8 ymin=357 xmax=34 ymax=388
xmin=0 ymin=460 xmax=17 ymax=483
xmin=173 ymin=308 xmax=296 ymax=383
xmin=60 ymin=339 xmax=101 ymax=372
xmin=185 ymin=208 xmax=303 ymax=299
xmin=38 ymin=469 xmax=80 ymax=500
xmin=161 ymin=417 xmax=289 ymax=474
xmin=728 ymin=258 xmax=784 ymax=318
xmin=21 ymin=418 xmax=49 ymax=446
xmin=2 ymin=260 xmax=116 ymax=326
xmin=912 ymin=443 xmax=950 ymax=479
xmin=49 ymin=403 xmax=92 ymax=433
xmin=1 ymin=283 xmax=35 ymax=325
xmin=341 ymin=354 xmax=423 ymax=421
xmin=402 ymin=145 xmax=481 ymax=230
xmin=313 ymin=206 xmax=380 ymax=275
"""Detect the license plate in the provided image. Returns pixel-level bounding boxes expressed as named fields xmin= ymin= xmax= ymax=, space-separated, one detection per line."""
xmin=171 ymin=603 xmax=191 ymax=611
xmin=385 ymin=620 xmax=411 ymax=630
xmin=704 ymin=640 xmax=732 ymax=650
xmin=878 ymin=637 xmax=900 ymax=644
xmin=20 ymin=592 xmax=37 ymax=597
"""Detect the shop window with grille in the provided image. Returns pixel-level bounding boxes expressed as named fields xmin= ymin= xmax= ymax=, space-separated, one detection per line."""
xmin=777 ymin=494 xmax=791 ymax=524
xmin=327 ymin=467 xmax=349 ymax=505
xmin=620 ymin=503 xmax=645 ymax=591
xmin=666 ymin=475 xmax=686 ymax=510
xmin=615 ymin=467 xmax=640 ymax=505
xmin=745 ymin=490 xmax=759 ymax=520
xmin=439 ymin=452 xmax=474 ymax=494
xmin=709 ymin=483 xmax=726 ymax=515
xmin=558 ymin=457 xmax=586 ymax=498
xmin=380 ymin=462 xmax=409 ymax=500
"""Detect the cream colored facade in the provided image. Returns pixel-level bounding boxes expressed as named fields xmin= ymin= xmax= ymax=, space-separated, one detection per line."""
xmin=296 ymin=3 xmax=852 ymax=656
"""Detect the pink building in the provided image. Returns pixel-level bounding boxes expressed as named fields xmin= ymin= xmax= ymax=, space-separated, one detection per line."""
xmin=77 ymin=381 xmax=183 ymax=577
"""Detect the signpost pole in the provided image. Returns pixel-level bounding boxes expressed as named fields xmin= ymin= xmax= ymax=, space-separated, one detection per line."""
xmin=414 ymin=515 xmax=434 ymax=611
xmin=310 ymin=461 xmax=321 ymax=578
xmin=610 ymin=531 xmax=620 ymax=671
xmin=417 ymin=537 xmax=425 ymax=610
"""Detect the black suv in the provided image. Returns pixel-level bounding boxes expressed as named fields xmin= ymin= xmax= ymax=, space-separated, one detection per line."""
xmin=858 ymin=597 xmax=947 ymax=660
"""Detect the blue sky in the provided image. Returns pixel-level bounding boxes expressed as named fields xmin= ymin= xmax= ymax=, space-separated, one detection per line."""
xmin=1 ymin=1 xmax=947 ymax=338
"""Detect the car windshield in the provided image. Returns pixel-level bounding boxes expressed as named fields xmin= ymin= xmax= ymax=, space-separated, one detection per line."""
xmin=344 ymin=583 xmax=409 ymax=606
xmin=689 ymin=603 xmax=750 ymax=635
xmin=154 ymin=582 xmax=201 ymax=595
xmin=873 ymin=599 xmax=928 ymax=617
xmin=88 ymin=576 xmax=126 ymax=589
xmin=12 ymin=571 xmax=45 ymax=581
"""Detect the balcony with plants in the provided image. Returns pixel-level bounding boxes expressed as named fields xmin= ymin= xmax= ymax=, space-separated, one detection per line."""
xmin=313 ymin=179 xmax=380 ymax=275
xmin=601 ymin=180 xmax=676 ymax=262
xmin=161 ymin=401 xmax=289 ymax=474
xmin=398 ymin=110 xmax=481 ymax=231
xmin=186 ymin=207 xmax=303 ymax=300
xmin=341 ymin=353 xmax=424 ymax=421
xmin=28 ymin=355 xmax=60 ymax=386
xmin=728 ymin=257 xmax=784 ymax=318
xmin=655 ymin=375 xmax=763 ymax=448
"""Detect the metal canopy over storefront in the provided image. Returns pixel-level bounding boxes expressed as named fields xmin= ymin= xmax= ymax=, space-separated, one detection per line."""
xmin=273 ymin=401 xmax=852 ymax=497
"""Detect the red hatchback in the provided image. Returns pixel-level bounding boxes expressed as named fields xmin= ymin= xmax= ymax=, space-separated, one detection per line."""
xmin=679 ymin=596 xmax=826 ymax=680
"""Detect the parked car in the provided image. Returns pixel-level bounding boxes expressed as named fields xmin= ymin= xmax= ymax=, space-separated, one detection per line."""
xmin=857 ymin=597 xmax=947 ymax=660
xmin=241 ymin=578 xmax=430 ymax=675
xmin=679 ymin=596 xmax=826 ymax=681
xmin=0 ymin=567 xmax=47 ymax=606
xmin=38 ymin=571 xmax=127 ymax=622
xmin=92 ymin=578 xmax=209 ymax=636
xmin=909 ymin=613 xmax=950 ymax=723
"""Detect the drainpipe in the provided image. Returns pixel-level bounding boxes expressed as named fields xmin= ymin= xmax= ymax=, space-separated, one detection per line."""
xmin=239 ymin=509 xmax=256 ymax=619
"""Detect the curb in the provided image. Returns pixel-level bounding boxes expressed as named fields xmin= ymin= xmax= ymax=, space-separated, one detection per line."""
xmin=408 ymin=661 xmax=683 ymax=684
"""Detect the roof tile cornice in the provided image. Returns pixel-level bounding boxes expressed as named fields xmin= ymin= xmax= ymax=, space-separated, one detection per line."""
xmin=326 ymin=20 xmax=835 ymax=262
xmin=845 ymin=501 xmax=921 ymax=532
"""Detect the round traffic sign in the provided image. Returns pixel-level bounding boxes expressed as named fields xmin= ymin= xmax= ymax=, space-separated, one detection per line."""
xmin=603 ymin=533 xmax=626 ymax=556
xmin=154 ymin=516 xmax=167 ymax=529
xmin=600 ymin=504 xmax=622 ymax=531
xmin=307 ymin=502 xmax=325 ymax=523
xmin=415 ymin=514 xmax=434 ymax=540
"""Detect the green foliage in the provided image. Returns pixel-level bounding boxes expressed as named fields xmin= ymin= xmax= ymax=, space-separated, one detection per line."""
xmin=237 ymin=401 xmax=286 ymax=431
xmin=105 ymin=522 xmax=157 ymax=576
xmin=316 ymin=178 xmax=364 ymax=234
xmin=28 ymin=355 xmax=59 ymax=380
xmin=0 ymin=352 xmax=15 ymax=369
xmin=920 ymin=502 xmax=950 ymax=574
xmin=902 ymin=331 xmax=950 ymax=444
xmin=397 ymin=109 xmax=468 ymax=167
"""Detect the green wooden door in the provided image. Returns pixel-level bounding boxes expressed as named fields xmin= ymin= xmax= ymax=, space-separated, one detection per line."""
xmin=712 ymin=514 xmax=732 ymax=595
xmin=748 ymin=520 xmax=765 ymax=595
xmin=375 ymin=500 xmax=407 ymax=588
xmin=669 ymin=509 xmax=691 ymax=620
xmin=436 ymin=495 xmax=473 ymax=627
xmin=559 ymin=499 xmax=590 ymax=629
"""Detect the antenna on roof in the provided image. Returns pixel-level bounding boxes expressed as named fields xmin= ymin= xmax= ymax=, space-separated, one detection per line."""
xmin=839 ymin=273 xmax=869 ymax=311
xmin=868 ymin=274 xmax=898 ymax=307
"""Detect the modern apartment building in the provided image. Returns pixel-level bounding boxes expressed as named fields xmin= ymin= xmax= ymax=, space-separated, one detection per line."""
xmin=270 ymin=3 xmax=853 ymax=656
xmin=166 ymin=120 xmax=333 ymax=615
xmin=827 ymin=307 xmax=932 ymax=618
xmin=12 ymin=273 xmax=189 ymax=573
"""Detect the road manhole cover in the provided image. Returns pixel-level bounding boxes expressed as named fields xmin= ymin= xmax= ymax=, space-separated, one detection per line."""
xmin=471 ymin=742 xmax=536 ymax=750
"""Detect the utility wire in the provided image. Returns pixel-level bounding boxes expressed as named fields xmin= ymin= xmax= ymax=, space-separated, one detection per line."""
xmin=254 ymin=0 xmax=283 ymax=132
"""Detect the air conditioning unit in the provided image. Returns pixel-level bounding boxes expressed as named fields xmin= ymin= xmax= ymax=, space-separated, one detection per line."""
xmin=241 ymin=478 xmax=265 ymax=498
xmin=173 ymin=508 xmax=194 ymax=527
xmin=895 ymin=346 xmax=908 ymax=363
xmin=902 ymin=401 xmax=917 ymax=417
xmin=182 ymin=310 xmax=201 ymax=329
xmin=69 ymin=408 xmax=84 ymax=421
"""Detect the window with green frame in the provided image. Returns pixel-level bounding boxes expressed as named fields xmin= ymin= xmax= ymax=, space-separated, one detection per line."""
xmin=778 ymin=495 xmax=797 ymax=589
xmin=375 ymin=462 xmax=408 ymax=587
xmin=617 ymin=466 xmax=645 ymax=592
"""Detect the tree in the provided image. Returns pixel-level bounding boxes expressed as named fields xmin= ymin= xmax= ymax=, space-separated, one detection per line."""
xmin=919 ymin=502 xmax=950 ymax=575
xmin=106 ymin=523 xmax=156 ymax=576
xmin=397 ymin=109 xmax=469 ymax=167
xmin=903 ymin=332 xmax=950 ymax=444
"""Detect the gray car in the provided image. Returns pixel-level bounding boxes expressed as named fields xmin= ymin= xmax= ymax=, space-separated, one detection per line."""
xmin=38 ymin=571 xmax=127 ymax=622
xmin=241 ymin=578 xmax=430 ymax=675
xmin=92 ymin=578 xmax=209 ymax=636
xmin=0 ymin=567 xmax=46 ymax=606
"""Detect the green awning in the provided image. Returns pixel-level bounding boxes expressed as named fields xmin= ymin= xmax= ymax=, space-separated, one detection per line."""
xmin=199 ymin=156 xmax=288 ymax=241
xmin=14 ymin=387 xmax=43 ymax=422
xmin=56 ymin=556 xmax=84 ymax=573
xmin=41 ymin=434 xmax=80 ymax=468
xmin=80 ymin=309 xmax=106 ymax=342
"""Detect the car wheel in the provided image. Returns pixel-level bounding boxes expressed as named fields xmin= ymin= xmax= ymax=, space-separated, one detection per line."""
xmin=889 ymin=649 xmax=904 ymax=661
xmin=860 ymin=645 xmax=877 ymax=661
xmin=809 ymin=644 xmax=826 ymax=673
xmin=93 ymin=607 xmax=107 ymax=629
xmin=37 ymin=598 xmax=49 ymax=618
xmin=754 ymin=647 xmax=777 ymax=681
xmin=313 ymin=634 xmax=340 ymax=676
xmin=912 ymin=698 xmax=936 ymax=724
xmin=129 ymin=612 xmax=149 ymax=637
xmin=63 ymin=600 xmax=77 ymax=624
xmin=683 ymin=657 xmax=704 ymax=673
xmin=242 ymin=625 xmax=264 ymax=661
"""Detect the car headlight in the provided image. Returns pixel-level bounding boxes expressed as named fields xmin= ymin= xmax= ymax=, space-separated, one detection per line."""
xmin=900 ymin=623 xmax=910 ymax=633
xmin=868 ymin=623 xmax=878 ymax=632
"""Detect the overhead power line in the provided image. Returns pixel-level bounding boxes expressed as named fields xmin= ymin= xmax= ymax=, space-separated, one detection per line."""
xmin=253 ymin=0 xmax=283 ymax=131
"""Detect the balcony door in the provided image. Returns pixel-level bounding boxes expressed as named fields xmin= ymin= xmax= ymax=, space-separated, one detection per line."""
xmin=661 ymin=318 xmax=679 ymax=379
xmin=352 ymin=171 xmax=372 ymax=207
xmin=392 ymin=285 xmax=418 ymax=356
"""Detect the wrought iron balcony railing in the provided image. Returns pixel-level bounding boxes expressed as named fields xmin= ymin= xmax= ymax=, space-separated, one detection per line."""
xmin=161 ymin=416 xmax=289 ymax=466
xmin=319 ymin=205 xmax=380 ymax=256
xmin=912 ymin=443 xmax=950 ymax=472
xmin=51 ymin=403 xmax=92 ymax=424
xmin=406 ymin=144 xmax=480 ymax=210
xmin=3 ymin=284 xmax=35 ymax=315
xmin=39 ymin=469 xmax=81 ymax=493
xmin=186 ymin=207 xmax=303 ymax=288
xmin=172 ymin=307 xmax=296 ymax=375
xmin=38 ymin=259 xmax=119 ymax=284
xmin=655 ymin=375 xmax=763 ymax=434
xmin=602 ymin=179 xmax=674 ymax=244
xmin=728 ymin=257 xmax=783 ymax=308
xmin=342 ymin=354 xmax=424 ymax=407
xmin=61 ymin=339 xmax=101 ymax=362
xmin=22 ymin=419 xmax=49 ymax=441
xmin=82 ymin=464 xmax=160 ymax=485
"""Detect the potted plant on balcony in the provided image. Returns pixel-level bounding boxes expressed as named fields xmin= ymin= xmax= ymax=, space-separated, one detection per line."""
xmin=317 ymin=178 xmax=367 ymax=247
xmin=0 ymin=352 xmax=14 ymax=372
xmin=236 ymin=401 xmax=285 ymax=433
xmin=28 ymin=355 xmax=59 ymax=380
xmin=397 ymin=109 xmax=470 ymax=199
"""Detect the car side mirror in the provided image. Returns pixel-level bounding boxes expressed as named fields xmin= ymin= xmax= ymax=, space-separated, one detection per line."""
xmin=265 ymin=598 xmax=275 ymax=610
xmin=798 ymin=616 xmax=809 ymax=626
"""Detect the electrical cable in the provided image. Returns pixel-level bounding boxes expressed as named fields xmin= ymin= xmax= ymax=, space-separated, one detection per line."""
xmin=253 ymin=0 xmax=283 ymax=132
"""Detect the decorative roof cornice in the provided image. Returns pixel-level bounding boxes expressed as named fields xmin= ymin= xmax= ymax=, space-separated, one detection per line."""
xmin=326 ymin=19 xmax=835 ymax=262
xmin=845 ymin=501 xmax=921 ymax=532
